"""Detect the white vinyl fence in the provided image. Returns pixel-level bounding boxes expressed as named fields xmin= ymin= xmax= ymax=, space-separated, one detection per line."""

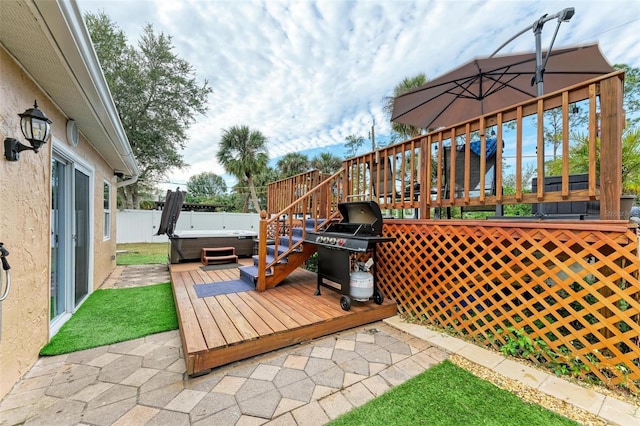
xmin=116 ymin=210 xmax=260 ymax=243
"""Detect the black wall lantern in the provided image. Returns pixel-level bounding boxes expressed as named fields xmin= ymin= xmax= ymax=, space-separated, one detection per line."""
xmin=4 ymin=100 xmax=52 ymax=161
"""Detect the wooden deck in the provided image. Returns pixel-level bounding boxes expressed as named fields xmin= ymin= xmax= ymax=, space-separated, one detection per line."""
xmin=169 ymin=260 xmax=398 ymax=376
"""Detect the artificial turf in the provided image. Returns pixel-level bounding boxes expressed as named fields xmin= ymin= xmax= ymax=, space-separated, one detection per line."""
xmin=330 ymin=360 xmax=578 ymax=426
xmin=40 ymin=282 xmax=178 ymax=355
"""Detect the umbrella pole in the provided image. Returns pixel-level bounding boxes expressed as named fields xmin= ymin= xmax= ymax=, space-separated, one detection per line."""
xmin=491 ymin=7 xmax=575 ymax=217
xmin=533 ymin=17 xmax=547 ymax=217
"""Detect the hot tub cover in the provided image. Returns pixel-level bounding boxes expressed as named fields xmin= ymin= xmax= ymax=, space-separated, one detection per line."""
xmin=156 ymin=189 xmax=185 ymax=237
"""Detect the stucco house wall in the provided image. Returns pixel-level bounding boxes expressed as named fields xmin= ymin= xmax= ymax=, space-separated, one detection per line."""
xmin=0 ymin=49 xmax=52 ymax=398
xmin=0 ymin=0 xmax=138 ymax=400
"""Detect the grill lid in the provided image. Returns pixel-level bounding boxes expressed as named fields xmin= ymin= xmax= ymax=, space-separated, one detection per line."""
xmin=336 ymin=201 xmax=383 ymax=235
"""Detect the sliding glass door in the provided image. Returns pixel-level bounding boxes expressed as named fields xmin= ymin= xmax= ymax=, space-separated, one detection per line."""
xmin=50 ymin=153 xmax=92 ymax=332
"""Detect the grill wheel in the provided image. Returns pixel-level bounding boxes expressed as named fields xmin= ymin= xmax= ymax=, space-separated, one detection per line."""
xmin=340 ymin=295 xmax=352 ymax=311
xmin=373 ymin=288 xmax=384 ymax=305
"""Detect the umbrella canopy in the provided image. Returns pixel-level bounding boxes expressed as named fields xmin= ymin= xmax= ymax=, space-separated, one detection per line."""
xmin=391 ymin=43 xmax=614 ymax=130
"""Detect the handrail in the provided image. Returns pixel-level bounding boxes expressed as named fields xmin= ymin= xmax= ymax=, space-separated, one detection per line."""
xmin=256 ymin=169 xmax=345 ymax=291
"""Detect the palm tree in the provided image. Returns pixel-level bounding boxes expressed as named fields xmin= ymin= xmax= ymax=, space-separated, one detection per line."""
xmin=546 ymin=126 xmax=640 ymax=195
xmin=310 ymin=152 xmax=343 ymax=174
xmin=383 ymin=73 xmax=428 ymax=141
xmin=216 ymin=125 xmax=269 ymax=213
xmin=276 ymin=152 xmax=310 ymax=178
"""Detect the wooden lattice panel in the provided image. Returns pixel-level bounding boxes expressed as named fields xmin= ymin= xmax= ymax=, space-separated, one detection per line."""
xmin=376 ymin=220 xmax=640 ymax=393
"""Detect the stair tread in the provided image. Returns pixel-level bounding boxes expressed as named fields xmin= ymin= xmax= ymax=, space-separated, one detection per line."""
xmin=253 ymin=254 xmax=286 ymax=266
xmin=245 ymin=217 xmax=324 ymax=288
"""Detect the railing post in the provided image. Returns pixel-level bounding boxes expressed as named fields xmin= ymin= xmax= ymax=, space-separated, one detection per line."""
xmin=256 ymin=210 xmax=268 ymax=292
xmin=599 ymin=74 xmax=624 ymax=219
xmin=420 ymin=135 xmax=430 ymax=219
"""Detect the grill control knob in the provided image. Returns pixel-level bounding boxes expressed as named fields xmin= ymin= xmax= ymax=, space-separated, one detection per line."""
xmin=329 ymin=238 xmax=336 ymax=244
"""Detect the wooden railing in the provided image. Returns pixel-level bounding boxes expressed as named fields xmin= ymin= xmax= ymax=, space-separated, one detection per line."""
xmin=256 ymin=169 xmax=345 ymax=291
xmin=346 ymin=71 xmax=627 ymax=219
xmin=266 ymin=170 xmax=331 ymax=214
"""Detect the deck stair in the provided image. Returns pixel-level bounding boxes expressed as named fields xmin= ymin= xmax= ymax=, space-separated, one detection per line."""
xmin=239 ymin=219 xmax=320 ymax=289
xmin=201 ymin=247 xmax=237 ymax=265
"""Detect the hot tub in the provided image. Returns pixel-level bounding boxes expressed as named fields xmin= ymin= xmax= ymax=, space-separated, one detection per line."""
xmin=169 ymin=230 xmax=257 ymax=263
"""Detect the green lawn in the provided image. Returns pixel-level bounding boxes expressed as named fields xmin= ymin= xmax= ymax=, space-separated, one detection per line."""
xmin=330 ymin=360 xmax=577 ymax=426
xmin=116 ymin=242 xmax=169 ymax=265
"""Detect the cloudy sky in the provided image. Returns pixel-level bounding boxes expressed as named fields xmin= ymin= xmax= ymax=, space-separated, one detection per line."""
xmin=77 ymin=0 xmax=640 ymax=190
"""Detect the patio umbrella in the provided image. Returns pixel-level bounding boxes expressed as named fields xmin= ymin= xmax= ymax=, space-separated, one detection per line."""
xmin=391 ymin=43 xmax=614 ymax=130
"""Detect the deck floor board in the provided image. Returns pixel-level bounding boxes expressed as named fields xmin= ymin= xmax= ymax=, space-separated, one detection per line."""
xmin=215 ymin=294 xmax=259 ymax=340
xmin=170 ymin=261 xmax=398 ymax=375
xmin=182 ymin=273 xmax=227 ymax=348
xmin=240 ymin=291 xmax=304 ymax=329
xmin=234 ymin=291 xmax=289 ymax=333
xmin=203 ymin=296 xmax=245 ymax=344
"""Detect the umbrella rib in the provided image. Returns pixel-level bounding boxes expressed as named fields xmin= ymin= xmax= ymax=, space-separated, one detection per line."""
xmin=391 ymin=88 xmax=468 ymax=124
xmin=482 ymin=72 xmax=535 ymax=99
xmin=450 ymin=75 xmax=483 ymax=100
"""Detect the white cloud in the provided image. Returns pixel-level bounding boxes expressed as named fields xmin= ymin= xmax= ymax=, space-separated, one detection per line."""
xmin=78 ymin=0 xmax=640 ymax=190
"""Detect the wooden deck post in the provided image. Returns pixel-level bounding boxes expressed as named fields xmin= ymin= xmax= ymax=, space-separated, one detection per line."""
xmin=256 ymin=210 xmax=268 ymax=292
xmin=599 ymin=74 xmax=625 ymax=219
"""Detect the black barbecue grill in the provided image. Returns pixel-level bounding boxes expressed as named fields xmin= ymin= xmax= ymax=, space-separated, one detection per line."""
xmin=304 ymin=200 xmax=395 ymax=310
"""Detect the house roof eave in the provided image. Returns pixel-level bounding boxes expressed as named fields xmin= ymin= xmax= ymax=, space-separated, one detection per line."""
xmin=0 ymin=0 xmax=139 ymax=180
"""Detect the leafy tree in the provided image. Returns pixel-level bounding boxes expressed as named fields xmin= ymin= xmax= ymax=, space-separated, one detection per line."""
xmin=276 ymin=152 xmax=309 ymax=178
xmin=542 ymin=108 xmax=564 ymax=161
xmin=345 ymin=134 xmax=365 ymax=158
xmin=185 ymin=172 xmax=227 ymax=203
xmin=253 ymin=166 xmax=280 ymax=211
xmin=615 ymin=64 xmax=640 ymax=126
xmin=501 ymin=163 xmax=536 ymax=216
xmin=85 ymin=12 xmax=211 ymax=208
xmin=310 ymin=152 xmax=343 ymax=174
xmin=384 ymin=73 xmax=428 ymax=142
xmin=210 ymin=193 xmax=243 ymax=212
xmin=216 ymin=125 xmax=269 ymax=213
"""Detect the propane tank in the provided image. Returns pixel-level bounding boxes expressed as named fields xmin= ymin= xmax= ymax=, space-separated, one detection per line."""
xmin=350 ymin=260 xmax=374 ymax=301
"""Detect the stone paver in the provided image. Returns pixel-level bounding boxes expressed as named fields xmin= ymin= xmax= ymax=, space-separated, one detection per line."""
xmin=251 ymin=364 xmax=282 ymax=381
xmin=112 ymin=405 xmax=160 ymax=426
xmin=493 ymin=358 xmax=549 ymax=389
xmin=342 ymin=382 xmax=375 ymax=407
xmin=361 ymin=374 xmax=392 ymax=397
xmin=456 ymin=343 xmax=504 ymax=369
xmin=291 ymin=401 xmax=330 ymax=426
xmin=598 ymin=395 xmax=640 ymax=425
xmin=0 ymin=265 xmax=633 ymax=426
xmin=539 ymin=376 xmax=606 ymax=414
xmin=165 ymin=389 xmax=208 ymax=413
xmin=318 ymin=391 xmax=353 ymax=420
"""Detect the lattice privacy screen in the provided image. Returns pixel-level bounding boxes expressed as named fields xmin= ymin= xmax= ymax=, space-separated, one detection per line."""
xmin=377 ymin=221 xmax=640 ymax=393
